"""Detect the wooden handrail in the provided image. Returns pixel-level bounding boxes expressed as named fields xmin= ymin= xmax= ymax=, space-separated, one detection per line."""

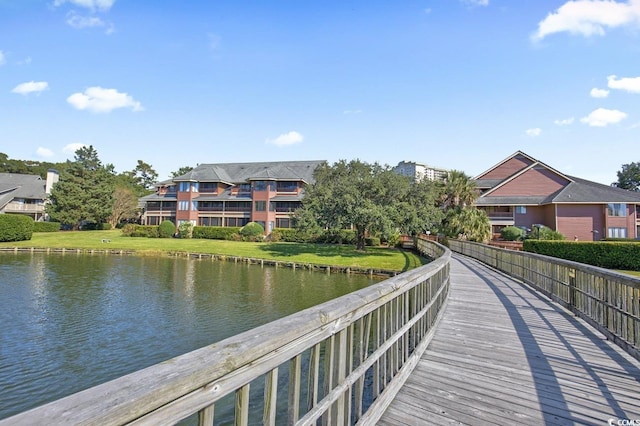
xmin=1 ymin=237 xmax=450 ymax=425
xmin=448 ymin=239 xmax=640 ymax=362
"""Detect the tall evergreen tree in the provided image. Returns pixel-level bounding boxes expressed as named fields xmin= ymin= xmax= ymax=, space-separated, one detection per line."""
xmin=46 ymin=146 xmax=115 ymax=229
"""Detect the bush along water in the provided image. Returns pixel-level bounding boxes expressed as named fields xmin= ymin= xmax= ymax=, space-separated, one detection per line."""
xmin=0 ymin=214 xmax=34 ymax=242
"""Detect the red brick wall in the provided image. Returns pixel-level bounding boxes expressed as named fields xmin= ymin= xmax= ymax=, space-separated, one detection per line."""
xmin=491 ymin=167 xmax=569 ymax=197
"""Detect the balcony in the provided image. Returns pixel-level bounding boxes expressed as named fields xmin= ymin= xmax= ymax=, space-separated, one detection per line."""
xmin=3 ymin=203 xmax=45 ymax=214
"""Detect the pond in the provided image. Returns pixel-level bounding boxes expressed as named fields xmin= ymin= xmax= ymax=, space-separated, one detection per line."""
xmin=0 ymin=253 xmax=380 ymax=420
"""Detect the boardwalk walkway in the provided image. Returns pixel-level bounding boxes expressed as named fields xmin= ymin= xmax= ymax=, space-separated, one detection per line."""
xmin=379 ymin=254 xmax=640 ymax=426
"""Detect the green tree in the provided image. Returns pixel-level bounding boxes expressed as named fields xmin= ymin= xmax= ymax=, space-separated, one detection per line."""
xmin=442 ymin=207 xmax=491 ymax=242
xmin=613 ymin=162 xmax=640 ymax=191
xmin=46 ymin=146 xmax=115 ymax=229
xmin=440 ymin=170 xmax=479 ymax=209
xmin=171 ymin=166 xmax=194 ymax=178
xmin=131 ymin=160 xmax=158 ymax=191
xmin=297 ymin=160 xmax=441 ymax=250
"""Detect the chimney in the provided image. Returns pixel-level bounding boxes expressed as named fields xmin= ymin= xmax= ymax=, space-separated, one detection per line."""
xmin=46 ymin=169 xmax=59 ymax=194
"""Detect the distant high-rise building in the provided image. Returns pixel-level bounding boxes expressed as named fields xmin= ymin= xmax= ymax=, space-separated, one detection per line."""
xmin=394 ymin=161 xmax=448 ymax=182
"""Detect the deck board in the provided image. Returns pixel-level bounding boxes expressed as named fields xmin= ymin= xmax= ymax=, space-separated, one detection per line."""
xmin=379 ymin=254 xmax=640 ymax=426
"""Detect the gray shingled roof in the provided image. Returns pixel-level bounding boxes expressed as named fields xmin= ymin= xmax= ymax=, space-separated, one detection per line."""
xmin=551 ymin=176 xmax=640 ymax=203
xmin=475 ymin=175 xmax=640 ymax=206
xmin=172 ymin=160 xmax=324 ymax=184
xmin=0 ymin=173 xmax=47 ymax=209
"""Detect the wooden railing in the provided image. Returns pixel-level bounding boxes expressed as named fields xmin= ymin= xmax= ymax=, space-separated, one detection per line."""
xmin=1 ymin=237 xmax=450 ymax=425
xmin=448 ymin=239 xmax=640 ymax=362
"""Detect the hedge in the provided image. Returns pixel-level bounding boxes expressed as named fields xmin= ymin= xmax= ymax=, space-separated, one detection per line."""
xmin=192 ymin=226 xmax=241 ymax=240
xmin=524 ymin=240 xmax=640 ymax=270
xmin=33 ymin=222 xmax=61 ymax=232
xmin=0 ymin=214 xmax=34 ymax=242
xmin=121 ymin=224 xmax=159 ymax=238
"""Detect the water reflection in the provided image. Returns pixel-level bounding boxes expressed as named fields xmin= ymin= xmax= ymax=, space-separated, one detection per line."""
xmin=0 ymin=253 xmax=379 ymax=420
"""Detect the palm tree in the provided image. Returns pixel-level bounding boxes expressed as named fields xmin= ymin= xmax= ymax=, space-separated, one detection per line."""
xmin=442 ymin=170 xmax=478 ymax=209
xmin=443 ymin=207 xmax=491 ymax=243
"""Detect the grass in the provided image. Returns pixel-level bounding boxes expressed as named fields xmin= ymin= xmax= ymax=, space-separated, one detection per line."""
xmin=0 ymin=230 xmax=428 ymax=272
xmin=616 ymin=270 xmax=640 ymax=277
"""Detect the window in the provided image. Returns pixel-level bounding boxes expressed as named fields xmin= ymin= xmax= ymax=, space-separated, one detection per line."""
xmin=225 ymin=217 xmax=250 ymax=227
xmin=607 ymin=203 xmax=627 ymax=217
xmin=515 ymin=206 xmax=526 ymax=214
xmin=178 ymin=201 xmax=189 ymax=211
xmin=199 ymin=217 xmax=222 ymax=226
xmin=276 ymin=218 xmax=292 ymax=228
xmin=276 ymin=181 xmax=298 ymax=192
xmin=178 ymin=182 xmax=198 ymax=192
xmin=254 ymin=201 xmax=266 ymax=211
xmin=608 ymin=227 xmax=627 ymax=238
xmin=199 ymin=182 xmax=217 ymax=193
xmin=253 ymin=181 xmax=275 ymax=191
xmin=191 ymin=201 xmax=198 ymax=211
xmin=239 ymin=183 xmax=251 ymax=192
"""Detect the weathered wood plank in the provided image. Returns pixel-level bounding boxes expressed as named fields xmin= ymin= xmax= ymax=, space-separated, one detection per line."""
xmin=380 ymin=254 xmax=640 ymax=425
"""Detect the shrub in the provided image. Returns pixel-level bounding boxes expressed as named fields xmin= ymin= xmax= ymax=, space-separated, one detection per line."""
xmin=33 ymin=222 xmax=61 ymax=232
xmin=524 ymin=240 xmax=640 ymax=270
xmin=239 ymin=222 xmax=265 ymax=239
xmin=316 ymin=229 xmax=356 ymax=245
xmin=121 ymin=224 xmax=158 ymax=238
xmin=501 ymin=226 xmax=525 ymax=241
xmin=271 ymin=228 xmax=314 ymax=243
xmin=530 ymin=225 xmax=565 ymax=241
xmin=81 ymin=222 xmax=111 ymax=231
xmin=158 ymin=220 xmax=175 ymax=238
xmin=365 ymin=237 xmax=381 ymax=247
xmin=177 ymin=222 xmax=193 ymax=239
xmin=192 ymin=226 xmax=241 ymax=240
xmin=0 ymin=214 xmax=34 ymax=242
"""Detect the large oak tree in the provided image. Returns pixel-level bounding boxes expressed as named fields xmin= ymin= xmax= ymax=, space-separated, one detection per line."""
xmin=296 ymin=160 xmax=442 ymax=250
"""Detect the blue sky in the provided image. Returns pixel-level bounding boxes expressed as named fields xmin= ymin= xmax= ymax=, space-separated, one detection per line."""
xmin=2 ymin=0 xmax=639 ymax=184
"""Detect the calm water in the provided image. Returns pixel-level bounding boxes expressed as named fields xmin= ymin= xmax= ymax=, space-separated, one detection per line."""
xmin=0 ymin=253 xmax=379 ymax=420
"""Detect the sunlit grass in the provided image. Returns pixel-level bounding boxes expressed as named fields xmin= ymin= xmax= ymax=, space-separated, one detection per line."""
xmin=616 ymin=270 xmax=640 ymax=278
xmin=0 ymin=230 xmax=428 ymax=272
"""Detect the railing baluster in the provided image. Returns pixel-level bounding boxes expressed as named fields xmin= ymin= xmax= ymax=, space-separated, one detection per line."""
xmin=234 ymin=384 xmax=250 ymax=426
xmin=288 ymin=354 xmax=302 ymax=424
xmin=263 ymin=368 xmax=278 ymax=426
xmin=198 ymin=404 xmax=214 ymax=426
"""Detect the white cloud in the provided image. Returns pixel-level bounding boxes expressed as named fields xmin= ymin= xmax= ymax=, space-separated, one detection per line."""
xmin=607 ymin=74 xmax=640 ymax=93
xmin=554 ymin=117 xmax=575 ymax=126
xmin=67 ymin=86 xmax=143 ymax=113
xmin=525 ymin=128 xmax=542 ymax=137
xmin=66 ymin=12 xmax=104 ymax=28
xmin=63 ymin=143 xmax=87 ymax=154
xmin=590 ymin=87 xmax=610 ymax=98
xmin=532 ymin=0 xmax=640 ymax=41
xmin=461 ymin=0 xmax=489 ymax=6
xmin=343 ymin=109 xmax=362 ymax=114
xmin=265 ymin=131 xmax=304 ymax=147
xmin=54 ymin=0 xmax=115 ymax=12
xmin=12 ymin=81 xmax=49 ymax=95
xmin=0 ymin=50 xmax=5 ymax=66
xmin=36 ymin=147 xmax=54 ymax=158
xmin=580 ymin=107 xmax=628 ymax=126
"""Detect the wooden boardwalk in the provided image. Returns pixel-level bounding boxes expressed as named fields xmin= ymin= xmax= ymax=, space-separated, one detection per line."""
xmin=379 ymin=254 xmax=640 ymax=426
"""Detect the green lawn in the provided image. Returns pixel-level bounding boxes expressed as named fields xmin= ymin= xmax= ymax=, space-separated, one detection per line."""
xmin=0 ymin=230 xmax=427 ymax=272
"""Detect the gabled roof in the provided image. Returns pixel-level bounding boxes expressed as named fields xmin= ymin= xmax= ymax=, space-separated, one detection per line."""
xmin=0 ymin=173 xmax=47 ymax=209
xmin=474 ymin=151 xmax=640 ymax=205
xmin=171 ymin=160 xmax=325 ymax=185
